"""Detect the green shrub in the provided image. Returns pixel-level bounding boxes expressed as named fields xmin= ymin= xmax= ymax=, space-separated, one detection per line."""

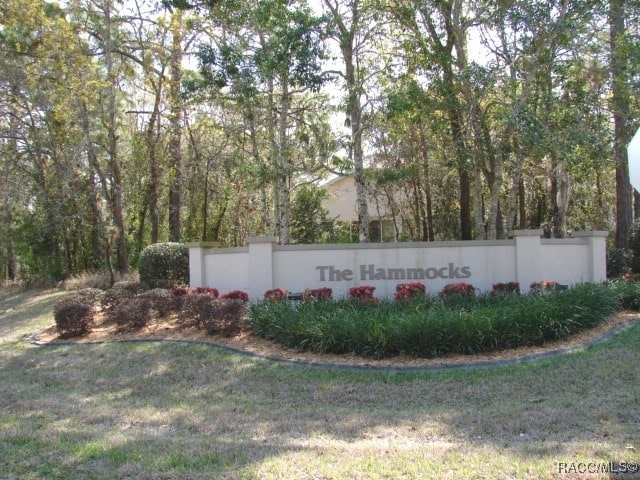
xmin=138 ymin=242 xmax=189 ymax=289
xmin=54 ymin=295 xmax=94 ymax=338
xmin=607 ymin=248 xmax=631 ymax=278
xmin=249 ymin=284 xmax=618 ymax=359
xmin=610 ymin=279 xmax=640 ymax=310
xmin=629 ymin=220 xmax=640 ymax=273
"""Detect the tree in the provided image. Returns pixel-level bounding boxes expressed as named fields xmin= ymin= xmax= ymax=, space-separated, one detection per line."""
xmin=610 ymin=0 xmax=635 ymax=247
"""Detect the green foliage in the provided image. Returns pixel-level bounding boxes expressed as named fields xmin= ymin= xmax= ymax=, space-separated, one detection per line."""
xmin=249 ymin=284 xmax=618 ymax=359
xmin=290 ymin=184 xmax=334 ymax=244
xmin=138 ymin=243 xmax=189 ymax=289
xmin=628 ymin=220 xmax=640 ymax=272
xmin=607 ymin=248 xmax=631 ymax=278
xmin=610 ymin=279 xmax=640 ymax=310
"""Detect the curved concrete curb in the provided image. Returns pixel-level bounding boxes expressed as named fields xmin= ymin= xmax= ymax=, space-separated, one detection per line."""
xmin=27 ymin=318 xmax=640 ymax=373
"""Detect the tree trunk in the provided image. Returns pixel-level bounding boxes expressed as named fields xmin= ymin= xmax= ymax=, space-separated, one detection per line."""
xmin=277 ymin=76 xmax=291 ymax=245
xmin=104 ymin=0 xmax=128 ymax=273
xmin=168 ymin=11 xmax=184 ymax=243
xmin=610 ymin=0 xmax=633 ymax=248
xmin=324 ymin=0 xmax=369 ymax=242
xmin=473 ymin=162 xmax=485 ymax=240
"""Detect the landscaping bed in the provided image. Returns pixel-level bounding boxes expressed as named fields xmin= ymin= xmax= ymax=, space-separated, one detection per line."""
xmin=34 ymin=280 xmax=640 ymax=368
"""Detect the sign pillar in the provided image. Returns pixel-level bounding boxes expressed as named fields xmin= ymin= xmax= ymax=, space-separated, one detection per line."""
xmin=247 ymin=237 xmax=277 ymax=301
xmin=573 ymin=231 xmax=609 ymax=282
xmin=513 ymin=230 xmax=543 ymax=293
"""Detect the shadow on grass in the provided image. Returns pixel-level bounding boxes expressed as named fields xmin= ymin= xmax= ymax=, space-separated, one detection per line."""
xmin=0 ymin=326 xmax=639 ymax=479
xmin=0 ymin=288 xmax=68 ymax=344
xmin=1 ymin=287 xmax=639 ymax=479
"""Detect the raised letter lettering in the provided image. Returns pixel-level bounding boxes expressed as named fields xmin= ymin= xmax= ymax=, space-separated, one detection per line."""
xmin=343 ymin=269 xmax=353 ymax=281
xmin=438 ymin=267 xmax=449 ymax=278
xmin=374 ymin=268 xmax=387 ymax=280
xmin=360 ymin=264 xmax=375 ymax=281
xmin=387 ymin=269 xmax=406 ymax=280
xmin=406 ymin=268 xmax=425 ymax=280
xmin=316 ymin=266 xmax=329 ymax=282
xmin=448 ymin=263 xmax=460 ymax=278
xmin=460 ymin=266 xmax=471 ymax=278
xmin=426 ymin=268 xmax=439 ymax=279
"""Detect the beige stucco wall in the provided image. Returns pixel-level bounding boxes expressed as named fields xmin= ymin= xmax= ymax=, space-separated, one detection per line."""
xmin=189 ymin=231 xmax=608 ymax=301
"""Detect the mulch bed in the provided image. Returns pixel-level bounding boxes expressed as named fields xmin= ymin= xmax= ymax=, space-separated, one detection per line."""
xmin=34 ymin=310 xmax=640 ymax=369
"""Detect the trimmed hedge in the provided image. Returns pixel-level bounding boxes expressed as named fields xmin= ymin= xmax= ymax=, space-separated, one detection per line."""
xmin=138 ymin=242 xmax=189 ymax=289
xmin=249 ymin=284 xmax=618 ymax=359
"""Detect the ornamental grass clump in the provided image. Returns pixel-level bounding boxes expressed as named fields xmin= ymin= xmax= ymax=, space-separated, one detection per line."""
xmin=249 ymin=283 xmax=618 ymax=359
xmin=610 ymin=278 xmax=640 ymax=310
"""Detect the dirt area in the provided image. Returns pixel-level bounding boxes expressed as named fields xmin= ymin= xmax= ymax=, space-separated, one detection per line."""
xmin=34 ymin=309 xmax=639 ymax=368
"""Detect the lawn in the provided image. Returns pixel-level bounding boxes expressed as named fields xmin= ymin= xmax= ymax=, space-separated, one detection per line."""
xmin=0 ymin=287 xmax=638 ymax=479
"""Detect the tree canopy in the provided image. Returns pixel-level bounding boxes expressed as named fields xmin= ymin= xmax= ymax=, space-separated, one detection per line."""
xmin=0 ymin=0 xmax=638 ymax=282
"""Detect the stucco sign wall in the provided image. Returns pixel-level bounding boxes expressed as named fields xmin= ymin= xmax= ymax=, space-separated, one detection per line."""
xmin=188 ymin=230 xmax=608 ymax=301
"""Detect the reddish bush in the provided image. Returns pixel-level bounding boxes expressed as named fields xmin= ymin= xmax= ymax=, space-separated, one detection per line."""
xmin=220 ymin=290 xmax=249 ymax=302
xmin=394 ymin=282 xmax=426 ymax=301
xmin=170 ymin=286 xmax=189 ymax=297
xmin=191 ymin=287 xmax=219 ymax=297
xmin=111 ymin=296 xmax=153 ymax=330
xmin=54 ymin=296 xmax=93 ymax=338
xmin=264 ymin=288 xmax=287 ymax=302
xmin=302 ymin=287 xmax=333 ymax=302
xmin=439 ymin=282 xmax=476 ymax=300
xmin=139 ymin=288 xmax=174 ymax=317
xmin=349 ymin=286 xmax=377 ymax=302
xmin=100 ymin=287 xmax=135 ymax=312
xmin=177 ymin=295 xmax=246 ymax=335
xmin=202 ymin=299 xmax=246 ymax=337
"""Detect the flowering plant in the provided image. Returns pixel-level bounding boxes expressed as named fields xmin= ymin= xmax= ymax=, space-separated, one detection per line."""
xmin=529 ymin=281 xmax=557 ymax=293
xmin=191 ymin=287 xmax=219 ymax=297
xmin=170 ymin=286 xmax=189 ymax=297
xmin=491 ymin=282 xmax=520 ymax=295
xmin=264 ymin=288 xmax=287 ymax=302
xmin=220 ymin=290 xmax=249 ymax=302
xmin=302 ymin=287 xmax=333 ymax=302
xmin=394 ymin=282 xmax=426 ymax=301
xmin=348 ymin=285 xmax=377 ymax=302
xmin=439 ymin=282 xmax=475 ymax=299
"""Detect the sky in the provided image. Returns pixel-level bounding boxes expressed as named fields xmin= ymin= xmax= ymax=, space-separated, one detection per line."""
xmin=628 ymin=126 xmax=640 ymax=191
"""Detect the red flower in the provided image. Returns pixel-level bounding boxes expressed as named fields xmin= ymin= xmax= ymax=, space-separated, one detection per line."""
xmin=349 ymin=286 xmax=377 ymax=301
xmin=264 ymin=288 xmax=287 ymax=302
xmin=220 ymin=290 xmax=249 ymax=302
